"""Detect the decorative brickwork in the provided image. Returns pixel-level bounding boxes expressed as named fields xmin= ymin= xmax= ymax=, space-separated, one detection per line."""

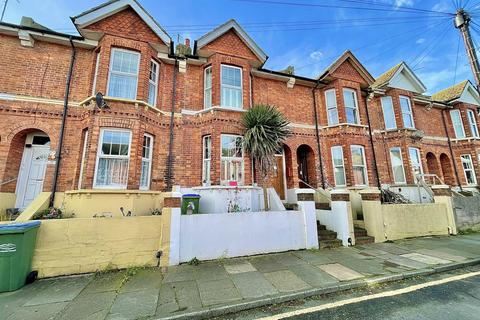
xmin=331 ymin=193 xmax=350 ymax=202
xmin=360 ymin=192 xmax=381 ymax=201
xmin=297 ymin=193 xmax=314 ymax=202
xmin=163 ymin=197 xmax=181 ymax=208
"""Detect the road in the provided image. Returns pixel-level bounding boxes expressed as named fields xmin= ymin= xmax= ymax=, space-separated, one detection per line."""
xmin=219 ymin=267 xmax=480 ymax=320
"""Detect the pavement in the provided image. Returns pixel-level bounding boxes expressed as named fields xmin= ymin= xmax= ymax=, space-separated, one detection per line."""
xmin=1 ymin=234 xmax=480 ymax=320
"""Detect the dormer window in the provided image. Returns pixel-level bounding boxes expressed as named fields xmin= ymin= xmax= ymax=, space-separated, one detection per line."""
xmin=221 ymin=65 xmax=242 ymax=108
xmin=107 ymin=48 xmax=140 ymax=100
xmin=343 ymin=89 xmax=359 ymax=124
xmin=450 ymin=109 xmax=466 ymax=139
xmin=399 ymin=96 xmax=415 ymax=128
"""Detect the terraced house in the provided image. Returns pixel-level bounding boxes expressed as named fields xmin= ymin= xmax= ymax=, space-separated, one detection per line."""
xmin=0 ymin=0 xmax=480 ymax=217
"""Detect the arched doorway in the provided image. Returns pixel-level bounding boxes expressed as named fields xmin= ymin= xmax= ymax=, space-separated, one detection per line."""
xmin=4 ymin=130 xmax=51 ymax=209
xmin=440 ymin=153 xmax=454 ymax=186
xmin=426 ymin=152 xmax=440 ymax=180
xmin=297 ymin=144 xmax=317 ymax=188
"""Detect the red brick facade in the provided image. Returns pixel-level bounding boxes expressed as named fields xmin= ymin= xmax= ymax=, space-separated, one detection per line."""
xmin=1 ymin=3 xmax=479 ymax=205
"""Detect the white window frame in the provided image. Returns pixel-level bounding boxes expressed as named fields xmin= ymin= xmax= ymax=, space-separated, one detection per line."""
xmin=450 ymin=109 xmax=466 ymax=139
xmin=343 ymin=88 xmax=360 ymax=125
xmin=220 ymin=64 xmax=243 ymax=109
xmin=390 ymin=147 xmax=407 ymax=184
xmin=107 ymin=48 xmax=140 ymax=100
xmin=220 ymin=134 xmax=244 ymax=185
xmin=92 ymin=51 xmax=101 ymax=95
xmin=78 ymin=129 xmax=89 ymax=189
xmin=325 ymin=89 xmax=339 ymax=125
xmin=140 ymin=133 xmax=153 ymax=190
xmin=381 ymin=96 xmax=397 ymax=129
xmin=399 ymin=96 xmax=415 ymax=129
xmin=204 ymin=66 xmax=212 ymax=109
xmin=461 ymin=154 xmax=477 ymax=185
xmin=331 ymin=146 xmax=346 ymax=187
xmin=93 ymin=128 xmax=132 ymax=189
xmin=408 ymin=147 xmax=423 ymax=182
xmin=148 ymin=60 xmax=159 ymax=106
xmin=350 ymin=145 xmax=368 ymax=186
xmin=202 ymin=135 xmax=211 ymax=184
xmin=467 ymin=109 xmax=479 ymax=138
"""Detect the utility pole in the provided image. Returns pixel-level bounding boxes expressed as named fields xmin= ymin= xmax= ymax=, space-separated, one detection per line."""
xmin=455 ymin=9 xmax=480 ymax=90
xmin=1 ymin=0 xmax=9 ymax=22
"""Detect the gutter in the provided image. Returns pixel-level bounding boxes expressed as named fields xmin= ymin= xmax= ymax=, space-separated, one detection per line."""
xmin=165 ymin=58 xmax=178 ymax=191
xmin=0 ymin=21 xmax=83 ymax=40
xmin=49 ymin=37 xmax=76 ymax=207
xmin=363 ymin=89 xmax=381 ymax=189
xmin=441 ymin=109 xmax=463 ymax=191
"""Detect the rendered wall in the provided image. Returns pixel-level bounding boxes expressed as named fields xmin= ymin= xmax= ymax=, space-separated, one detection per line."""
xmin=177 ymin=210 xmax=316 ymax=263
xmin=453 ymin=195 xmax=480 ymax=231
xmin=0 ymin=192 xmax=15 ymax=220
xmin=61 ymin=190 xmax=163 ymax=218
xmin=32 ymin=216 xmax=163 ymax=278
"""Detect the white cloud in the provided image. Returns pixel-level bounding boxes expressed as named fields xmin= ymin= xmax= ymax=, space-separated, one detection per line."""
xmin=432 ymin=1 xmax=451 ymax=12
xmin=416 ymin=38 xmax=425 ymax=44
xmin=394 ymin=0 xmax=414 ymax=7
xmin=309 ymin=51 xmax=323 ymax=61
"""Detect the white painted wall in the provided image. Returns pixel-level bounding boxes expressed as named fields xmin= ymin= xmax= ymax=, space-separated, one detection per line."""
xmin=176 ymin=209 xmax=317 ymax=263
xmin=316 ymin=193 xmax=354 ymax=246
xmin=185 ymin=186 xmax=264 ymax=213
xmin=267 ymin=188 xmax=285 ymax=211
xmin=388 ymin=186 xmax=433 ymax=203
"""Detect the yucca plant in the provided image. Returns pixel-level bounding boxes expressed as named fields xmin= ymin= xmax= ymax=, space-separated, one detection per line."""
xmin=242 ymin=104 xmax=292 ymax=179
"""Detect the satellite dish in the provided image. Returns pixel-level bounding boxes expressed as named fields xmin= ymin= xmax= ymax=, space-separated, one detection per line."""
xmin=95 ymin=92 xmax=109 ymax=109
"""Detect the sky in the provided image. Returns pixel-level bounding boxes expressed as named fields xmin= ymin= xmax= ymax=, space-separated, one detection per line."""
xmin=2 ymin=0 xmax=480 ymax=94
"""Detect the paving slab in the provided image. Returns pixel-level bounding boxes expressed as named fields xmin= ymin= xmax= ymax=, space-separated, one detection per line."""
xmin=317 ymin=263 xmax=364 ymax=281
xmin=434 ymin=247 xmax=478 ymax=259
xmin=415 ymin=248 xmax=468 ymax=262
xmin=263 ymin=270 xmax=311 ymax=292
xmin=357 ymin=247 xmax=391 ymax=257
xmin=250 ymin=255 xmax=288 ymax=273
xmin=56 ymin=291 xmax=116 ymax=320
xmin=194 ymin=263 xmax=229 ymax=281
xmin=387 ymin=255 xmax=430 ymax=270
xmin=337 ymin=257 xmax=391 ymax=276
xmin=167 ymin=280 xmax=202 ymax=311
xmin=231 ymin=271 xmax=278 ymax=299
xmin=107 ymin=288 xmax=158 ymax=320
xmin=162 ymin=265 xmax=197 ymax=283
xmin=24 ymin=275 xmax=92 ymax=306
xmin=6 ymin=302 xmax=68 ymax=320
xmin=196 ymin=278 xmax=242 ymax=306
xmin=292 ymin=250 xmax=334 ymax=265
xmin=224 ymin=260 xmax=257 ymax=274
xmin=119 ymin=269 xmax=162 ymax=293
xmin=81 ymin=272 xmax=126 ymax=294
xmin=369 ymin=243 xmax=411 ymax=255
xmin=401 ymin=253 xmax=451 ymax=265
xmin=274 ymin=252 xmax=308 ymax=267
xmin=288 ymin=264 xmax=339 ymax=287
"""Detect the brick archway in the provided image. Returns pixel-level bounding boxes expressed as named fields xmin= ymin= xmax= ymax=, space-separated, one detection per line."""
xmin=296 ymin=144 xmax=317 ymax=188
xmin=440 ymin=153 xmax=454 ymax=186
xmin=426 ymin=152 xmax=441 ymax=179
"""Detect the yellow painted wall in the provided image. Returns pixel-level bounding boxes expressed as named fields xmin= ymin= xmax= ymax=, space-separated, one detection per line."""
xmin=62 ymin=190 xmax=163 ymax=218
xmin=16 ymin=192 xmax=51 ymax=221
xmin=382 ymin=203 xmax=450 ymax=240
xmin=32 ymin=216 xmax=163 ymax=278
xmin=0 ymin=192 xmax=16 ymax=221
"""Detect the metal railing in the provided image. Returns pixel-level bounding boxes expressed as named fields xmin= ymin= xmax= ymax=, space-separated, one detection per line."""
xmin=0 ymin=177 xmax=17 ymax=187
xmin=299 ymin=179 xmax=332 ymax=202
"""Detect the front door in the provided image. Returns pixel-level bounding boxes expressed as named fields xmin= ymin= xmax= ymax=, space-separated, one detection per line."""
xmin=272 ymin=154 xmax=286 ymax=200
xmin=15 ymin=134 xmax=50 ymax=209
xmin=298 ymin=149 xmax=309 ymax=187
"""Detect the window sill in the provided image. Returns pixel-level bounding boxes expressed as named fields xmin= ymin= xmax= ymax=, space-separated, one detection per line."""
xmin=66 ymin=189 xmax=162 ymax=195
xmin=182 ymin=106 xmax=246 ymax=115
xmin=451 ymin=137 xmax=480 ymax=142
xmin=78 ymin=95 xmax=172 ymax=116
xmin=321 ymin=123 xmax=368 ymax=129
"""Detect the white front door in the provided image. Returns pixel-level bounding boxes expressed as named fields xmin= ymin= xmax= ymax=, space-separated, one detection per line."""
xmin=15 ymin=133 xmax=50 ymax=209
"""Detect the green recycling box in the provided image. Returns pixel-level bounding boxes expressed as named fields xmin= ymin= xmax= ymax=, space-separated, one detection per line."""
xmin=181 ymin=194 xmax=201 ymax=215
xmin=0 ymin=221 xmax=41 ymax=292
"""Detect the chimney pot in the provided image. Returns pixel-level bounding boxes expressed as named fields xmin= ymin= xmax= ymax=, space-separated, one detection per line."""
xmin=185 ymin=38 xmax=190 ymax=47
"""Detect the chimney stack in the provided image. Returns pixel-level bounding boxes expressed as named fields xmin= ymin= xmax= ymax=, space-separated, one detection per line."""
xmin=185 ymin=38 xmax=190 ymax=47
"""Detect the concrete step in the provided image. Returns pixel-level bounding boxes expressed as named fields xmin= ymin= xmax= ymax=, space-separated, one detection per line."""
xmin=319 ymin=239 xmax=343 ymax=249
xmin=316 ymin=222 xmax=326 ymax=230
xmin=284 ymin=203 xmax=298 ymax=211
xmin=355 ymin=236 xmax=375 ymax=245
xmin=315 ymin=203 xmax=331 ymax=210
xmin=354 ymin=228 xmax=368 ymax=237
xmin=318 ymin=231 xmax=337 ymax=240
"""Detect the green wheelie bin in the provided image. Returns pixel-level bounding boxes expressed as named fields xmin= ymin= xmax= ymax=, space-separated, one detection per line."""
xmin=0 ymin=221 xmax=41 ymax=292
xmin=181 ymin=194 xmax=201 ymax=215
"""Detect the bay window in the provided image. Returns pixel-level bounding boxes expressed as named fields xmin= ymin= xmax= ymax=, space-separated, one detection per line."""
xmin=381 ymin=96 xmax=397 ymax=129
xmin=140 ymin=134 xmax=153 ymax=190
xmin=399 ymin=96 xmax=414 ymax=128
xmin=221 ymin=135 xmax=244 ymax=184
xmin=467 ymin=109 xmax=479 ymax=138
xmin=148 ymin=60 xmax=159 ymax=106
xmin=221 ymin=65 xmax=242 ymax=108
xmin=461 ymin=154 xmax=477 ymax=185
xmin=94 ymin=129 xmax=131 ymax=189
xmin=343 ymin=89 xmax=359 ymax=124
xmin=408 ymin=147 xmax=423 ymax=182
xmin=450 ymin=109 xmax=466 ymax=138
xmin=331 ymin=146 xmax=346 ymax=187
xmin=204 ymin=66 xmax=212 ymax=108
xmin=107 ymin=48 xmax=140 ymax=100
xmin=390 ymin=147 xmax=406 ymax=184
xmin=351 ymin=145 xmax=368 ymax=186
xmin=202 ymin=135 xmax=211 ymax=184
xmin=325 ymin=89 xmax=339 ymax=125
